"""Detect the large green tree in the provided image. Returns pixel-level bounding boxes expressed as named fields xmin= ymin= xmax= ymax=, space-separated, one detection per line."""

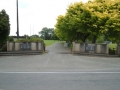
xmin=55 ymin=2 xmax=92 ymax=42
xmin=55 ymin=15 xmax=71 ymax=41
xmin=39 ymin=27 xmax=58 ymax=40
xmin=84 ymin=0 xmax=110 ymax=43
xmin=103 ymin=0 xmax=120 ymax=42
xmin=0 ymin=9 xmax=10 ymax=42
xmin=55 ymin=0 xmax=120 ymax=43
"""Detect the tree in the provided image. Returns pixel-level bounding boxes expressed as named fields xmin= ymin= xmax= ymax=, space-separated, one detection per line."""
xmin=103 ymin=0 xmax=120 ymax=42
xmin=88 ymin=0 xmax=120 ymax=43
xmin=84 ymin=0 xmax=110 ymax=43
xmin=23 ymin=34 xmax=30 ymax=38
xmin=55 ymin=15 xmax=69 ymax=41
xmin=31 ymin=34 xmax=39 ymax=38
xmin=0 ymin=9 xmax=10 ymax=42
xmin=7 ymin=36 xmax=14 ymax=42
xmin=55 ymin=2 xmax=93 ymax=42
xmin=55 ymin=0 xmax=120 ymax=43
xmin=50 ymin=29 xmax=59 ymax=40
xmin=39 ymin=27 xmax=57 ymax=40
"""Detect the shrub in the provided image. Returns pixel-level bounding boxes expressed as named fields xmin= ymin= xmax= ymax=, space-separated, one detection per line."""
xmin=7 ymin=36 xmax=14 ymax=42
xmin=1 ymin=44 xmax=7 ymax=52
xmin=15 ymin=38 xmax=43 ymax=43
xmin=16 ymin=38 xmax=30 ymax=43
xmin=30 ymin=38 xmax=43 ymax=42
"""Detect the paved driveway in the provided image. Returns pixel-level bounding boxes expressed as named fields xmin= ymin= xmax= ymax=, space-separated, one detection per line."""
xmin=0 ymin=42 xmax=120 ymax=72
xmin=0 ymin=42 xmax=120 ymax=90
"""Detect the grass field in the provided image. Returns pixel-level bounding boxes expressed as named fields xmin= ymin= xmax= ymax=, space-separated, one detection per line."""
xmin=44 ymin=40 xmax=58 ymax=46
xmin=109 ymin=44 xmax=117 ymax=50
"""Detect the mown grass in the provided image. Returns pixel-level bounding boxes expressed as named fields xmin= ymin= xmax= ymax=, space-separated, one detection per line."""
xmin=44 ymin=40 xmax=58 ymax=46
xmin=109 ymin=44 xmax=117 ymax=50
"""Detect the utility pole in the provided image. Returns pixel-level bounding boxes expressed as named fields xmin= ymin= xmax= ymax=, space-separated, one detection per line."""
xmin=16 ymin=0 xmax=19 ymax=39
xmin=30 ymin=25 xmax=31 ymax=36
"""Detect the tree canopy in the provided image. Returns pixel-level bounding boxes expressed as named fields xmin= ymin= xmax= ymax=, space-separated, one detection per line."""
xmin=55 ymin=0 xmax=120 ymax=43
xmin=39 ymin=27 xmax=58 ymax=40
xmin=0 ymin=9 xmax=10 ymax=42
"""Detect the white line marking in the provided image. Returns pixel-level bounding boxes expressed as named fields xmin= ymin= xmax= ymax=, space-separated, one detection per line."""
xmin=0 ymin=72 xmax=120 ymax=74
xmin=43 ymin=58 xmax=49 ymax=67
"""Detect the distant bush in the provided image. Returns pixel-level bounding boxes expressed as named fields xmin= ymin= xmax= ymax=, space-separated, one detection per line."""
xmin=96 ymin=35 xmax=105 ymax=43
xmin=15 ymin=38 xmax=43 ymax=43
xmin=30 ymin=38 xmax=43 ymax=42
xmin=7 ymin=36 xmax=14 ymax=42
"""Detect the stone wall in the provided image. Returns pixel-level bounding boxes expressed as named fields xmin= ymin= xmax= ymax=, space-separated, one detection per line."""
xmin=7 ymin=41 xmax=44 ymax=52
xmin=95 ymin=44 xmax=109 ymax=54
xmin=72 ymin=42 xmax=109 ymax=54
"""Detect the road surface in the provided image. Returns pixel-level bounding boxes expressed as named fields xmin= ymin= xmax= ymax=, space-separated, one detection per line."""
xmin=0 ymin=42 xmax=120 ymax=90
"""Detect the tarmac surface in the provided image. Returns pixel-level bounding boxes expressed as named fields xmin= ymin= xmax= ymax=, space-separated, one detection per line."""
xmin=0 ymin=42 xmax=120 ymax=90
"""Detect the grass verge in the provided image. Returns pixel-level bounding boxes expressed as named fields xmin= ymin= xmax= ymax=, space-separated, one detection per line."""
xmin=44 ymin=40 xmax=58 ymax=46
xmin=109 ymin=44 xmax=117 ymax=50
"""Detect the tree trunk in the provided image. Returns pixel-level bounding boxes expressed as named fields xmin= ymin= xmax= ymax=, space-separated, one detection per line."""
xmin=92 ymin=35 xmax=97 ymax=44
xmin=82 ymin=33 xmax=90 ymax=43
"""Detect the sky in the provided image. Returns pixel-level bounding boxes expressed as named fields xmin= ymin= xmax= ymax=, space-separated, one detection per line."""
xmin=0 ymin=0 xmax=88 ymax=36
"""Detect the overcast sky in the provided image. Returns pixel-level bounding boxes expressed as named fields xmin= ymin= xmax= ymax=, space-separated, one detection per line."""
xmin=0 ymin=0 xmax=88 ymax=36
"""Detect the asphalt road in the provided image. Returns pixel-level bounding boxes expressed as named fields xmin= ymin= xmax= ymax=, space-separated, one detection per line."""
xmin=0 ymin=42 xmax=120 ymax=90
xmin=0 ymin=72 xmax=120 ymax=90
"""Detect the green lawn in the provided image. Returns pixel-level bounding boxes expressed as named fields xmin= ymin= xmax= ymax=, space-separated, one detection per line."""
xmin=44 ymin=40 xmax=58 ymax=46
xmin=109 ymin=44 xmax=117 ymax=50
